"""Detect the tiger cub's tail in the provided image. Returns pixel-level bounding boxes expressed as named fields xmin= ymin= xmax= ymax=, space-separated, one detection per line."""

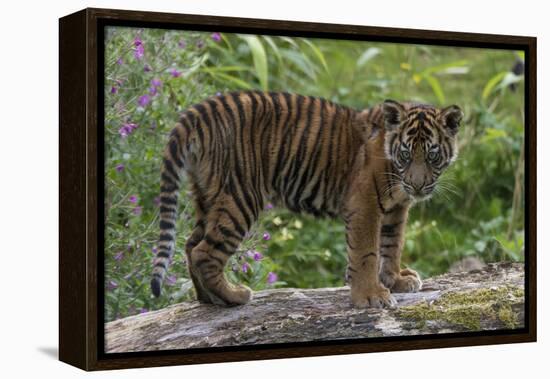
xmin=150 ymin=123 xmax=189 ymax=297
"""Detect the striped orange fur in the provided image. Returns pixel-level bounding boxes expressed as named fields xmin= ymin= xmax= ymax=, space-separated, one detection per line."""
xmin=151 ymin=91 xmax=463 ymax=308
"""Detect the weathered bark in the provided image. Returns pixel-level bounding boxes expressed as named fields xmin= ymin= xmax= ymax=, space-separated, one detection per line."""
xmin=105 ymin=262 xmax=524 ymax=353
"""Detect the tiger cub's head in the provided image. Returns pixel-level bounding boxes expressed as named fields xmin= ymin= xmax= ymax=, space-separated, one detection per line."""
xmin=382 ymin=100 xmax=463 ymax=201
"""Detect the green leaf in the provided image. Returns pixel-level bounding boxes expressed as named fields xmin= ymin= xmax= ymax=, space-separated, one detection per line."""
xmin=482 ymin=71 xmax=507 ymax=100
xmin=186 ymin=54 xmax=209 ymax=75
xmin=493 ymin=236 xmax=521 ymax=261
xmin=206 ymin=71 xmax=253 ymax=89
xmin=220 ymin=33 xmax=234 ymax=53
xmin=440 ymin=66 xmax=470 ymax=75
xmin=420 ymin=59 xmax=469 ymax=76
xmin=496 ymin=72 xmax=523 ymax=90
xmin=263 ymin=36 xmax=283 ymax=64
xmin=241 ymin=35 xmax=269 ymax=91
xmin=357 ymin=47 xmax=381 ymax=67
xmin=280 ymin=49 xmax=318 ymax=80
xmin=301 ymin=38 xmax=329 ymax=73
xmin=201 ymin=66 xmax=250 ymax=73
xmin=279 ymin=36 xmax=299 ymax=48
xmin=424 ymin=74 xmax=445 ymax=104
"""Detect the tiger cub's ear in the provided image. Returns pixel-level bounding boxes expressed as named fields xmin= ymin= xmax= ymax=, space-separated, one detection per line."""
xmin=440 ymin=105 xmax=463 ymax=136
xmin=382 ymin=100 xmax=405 ymax=131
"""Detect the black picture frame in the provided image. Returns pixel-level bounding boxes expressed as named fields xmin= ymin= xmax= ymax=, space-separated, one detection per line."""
xmin=59 ymin=7 xmax=537 ymax=371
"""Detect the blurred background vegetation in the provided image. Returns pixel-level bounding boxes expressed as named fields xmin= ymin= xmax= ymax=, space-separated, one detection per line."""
xmin=104 ymin=26 xmax=525 ymax=322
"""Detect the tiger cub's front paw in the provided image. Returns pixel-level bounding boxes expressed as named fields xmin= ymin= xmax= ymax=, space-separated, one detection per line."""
xmin=380 ymin=268 xmax=422 ymax=293
xmin=351 ymin=284 xmax=397 ymax=309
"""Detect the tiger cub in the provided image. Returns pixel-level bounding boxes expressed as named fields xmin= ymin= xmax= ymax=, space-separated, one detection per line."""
xmin=151 ymin=91 xmax=463 ymax=308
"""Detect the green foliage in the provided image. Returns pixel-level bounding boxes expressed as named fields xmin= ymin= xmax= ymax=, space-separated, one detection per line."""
xmin=104 ymin=26 xmax=525 ymax=321
xmin=241 ymin=35 xmax=269 ymax=90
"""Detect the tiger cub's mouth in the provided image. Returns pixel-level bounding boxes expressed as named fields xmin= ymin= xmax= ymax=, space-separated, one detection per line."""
xmin=401 ymin=181 xmax=436 ymax=202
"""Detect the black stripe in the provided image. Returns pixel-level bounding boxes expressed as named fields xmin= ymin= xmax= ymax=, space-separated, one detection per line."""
xmin=389 ymin=133 xmax=398 ymax=155
xmin=361 ymin=252 xmax=377 ymax=266
xmin=232 ymin=93 xmax=262 ymax=214
xmin=346 ymin=238 xmax=356 ymax=250
xmin=186 ymin=111 xmax=203 ymax=146
xmin=221 ymin=96 xmax=258 ymax=219
xmin=381 ymin=222 xmax=401 ymax=235
xmin=160 ymin=195 xmax=177 ymax=205
xmin=194 ymin=258 xmax=211 ymax=269
xmin=206 ymin=100 xmax=229 ymax=191
xmin=385 ymin=162 xmax=395 ymax=200
xmin=273 ymin=93 xmax=299 ymax=191
xmin=156 ymin=251 xmax=170 ymax=258
xmin=219 ymin=224 xmax=242 ymax=241
xmin=185 ymin=238 xmax=201 ymax=251
xmin=159 ymin=233 xmax=174 ymax=241
xmin=256 ymin=92 xmax=272 ymax=195
xmin=194 ymin=102 xmax=216 ymax=164
xmin=226 ymin=177 xmax=252 ymax=229
xmin=280 ymin=95 xmax=304 ymax=193
xmin=231 ymin=170 xmax=257 ymax=220
xmin=209 ymin=255 xmax=224 ymax=266
xmin=204 ymin=235 xmax=232 ymax=255
xmin=159 ymin=220 xmax=175 ymax=229
xmin=159 ymin=206 xmax=175 ymax=213
xmin=264 ymin=92 xmax=281 ymax=190
xmin=288 ymin=97 xmax=317 ymax=199
xmin=194 ymin=103 xmax=213 ymax=132
xmin=311 ymin=103 xmax=335 ymax=211
xmin=328 ymin=106 xmax=346 ymax=211
xmin=420 ymin=123 xmax=433 ymax=137
xmin=163 ymin=159 xmax=179 ymax=181
xmin=217 ymin=207 xmax=246 ymax=236
xmin=169 ymin=125 xmax=181 ymax=139
xmin=247 ymin=92 xmax=261 ymax=194
xmin=373 ymin=173 xmax=386 ymax=213
xmin=322 ymin=105 xmax=339 ymax=208
xmin=169 ymin=138 xmax=184 ymax=168
xmin=224 ymin=238 xmax=239 ymax=250
xmin=445 ymin=139 xmax=454 ymax=160
xmin=160 ymin=175 xmax=177 ymax=192
xmin=177 ymin=117 xmax=191 ymax=138
xmin=302 ymin=178 xmax=322 ymax=213
xmin=284 ymin=97 xmax=312 ymax=204
xmin=296 ymin=99 xmax=325 ymax=209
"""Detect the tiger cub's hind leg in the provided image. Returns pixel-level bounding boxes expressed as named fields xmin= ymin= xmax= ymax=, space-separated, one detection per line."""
xmin=187 ymin=204 xmax=253 ymax=306
xmin=184 ymin=221 xmax=212 ymax=303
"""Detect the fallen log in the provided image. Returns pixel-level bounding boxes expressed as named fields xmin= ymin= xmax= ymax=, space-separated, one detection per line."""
xmin=105 ymin=262 xmax=524 ymax=353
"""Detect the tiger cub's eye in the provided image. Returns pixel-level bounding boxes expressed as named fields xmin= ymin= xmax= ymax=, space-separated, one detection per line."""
xmin=400 ymin=150 xmax=411 ymax=161
xmin=428 ymin=151 xmax=439 ymax=161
